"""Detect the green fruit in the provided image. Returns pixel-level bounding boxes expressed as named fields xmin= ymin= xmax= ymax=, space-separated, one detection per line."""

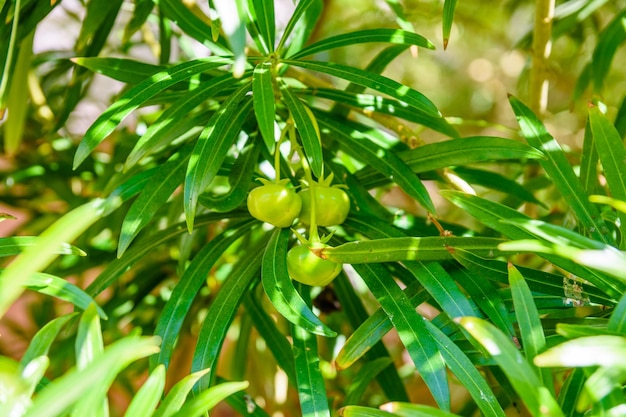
xmin=298 ymin=186 xmax=350 ymax=227
xmin=287 ymin=244 xmax=342 ymax=286
xmin=247 ymin=179 xmax=302 ymax=228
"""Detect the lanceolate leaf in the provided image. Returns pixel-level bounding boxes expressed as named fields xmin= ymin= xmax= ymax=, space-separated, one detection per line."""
xmin=353 ymin=262 xmax=450 ymax=410
xmin=71 ymin=57 xmax=164 ymax=84
xmin=319 ymin=236 xmax=505 ymax=264
xmin=153 ymin=369 xmax=211 ymax=417
xmin=74 ymin=57 xmax=233 ymax=168
xmin=283 ymin=59 xmax=440 ymax=117
xmin=125 ymin=71 xmax=242 ymax=168
xmin=184 ymin=83 xmax=253 ymax=231
xmin=261 ymin=228 xmax=336 ymax=337
xmin=160 ymin=0 xmax=231 ymax=55
xmin=249 ymin=0 xmax=275 ymax=53
xmin=302 ymin=89 xmax=458 ymax=137
xmin=253 ymin=61 xmax=277 ymax=152
xmin=19 ymin=313 xmax=79 ymax=370
xmin=608 ymin=293 xmax=626 ymax=334
xmin=280 ymin=80 xmax=324 ymax=178
xmin=424 ymin=321 xmax=506 ymax=417
xmin=22 ymin=336 xmax=160 ymax=417
xmin=590 ymin=9 xmax=626 ymax=92
xmin=291 ymin=285 xmax=331 ymax=417
xmin=87 ymin=212 xmax=251 ymax=296
xmin=343 ymin=358 xmax=393 ymax=406
xmin=152 ymin=219 xmax=257 ymax=369
xmin=24 ymin=272 xmax=107 ymax=318
xmin=288 ymin=28 xmax=434 ymax=60
xmin=276 ymin=0 xmax=316 ymax=53
xmin=172 ymin=381 xmax=249 ymax=417
xmin=458 ymin=317 xmax=564 ymax=417
xmin=125 ymin=365 xmax=165 ymax=417
xmin=119 ymin=144 xmax=193 ymax=256
xmin=588 ymin=106 xmax=626 ymax=243
xmin=0 ymin=236 xmax=85 ymax=257
xmin=318 ymin=116 xmax=435 ymax=213
xmin=357 ymin=136 xmax=543 ymax=189
xmin=508 ymin=264 xmax=552 ymax=392
xmin=191 ymin=245 xmax=265 ymax=392
xmin=442 ymin=0 xmax=457 ymax=49
xmin=508 ymin=95 xmax=611 ymax=245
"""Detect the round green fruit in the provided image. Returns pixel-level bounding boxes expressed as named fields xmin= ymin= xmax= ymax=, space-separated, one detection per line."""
xmin=286 ymin=244 xmax=342 ymax=286
xmin=247 ymin=180 xmax=302 ymax=228
xmin=298 ymin=186 xmax=350 ymax=227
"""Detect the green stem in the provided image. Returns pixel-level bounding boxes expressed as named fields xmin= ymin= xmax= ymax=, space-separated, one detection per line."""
xmin=290 ymin=123 xmax=321 ymax=244
xmin=529 ymin=0 xmax=555 ymax=116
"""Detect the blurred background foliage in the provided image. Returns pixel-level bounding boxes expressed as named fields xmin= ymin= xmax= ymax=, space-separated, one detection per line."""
xmin=1 ymin=0 xmax=626 ymax=416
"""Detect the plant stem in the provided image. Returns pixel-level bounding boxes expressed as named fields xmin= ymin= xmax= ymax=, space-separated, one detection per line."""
xmin=529 ymin=0 xmax=555 ymax=116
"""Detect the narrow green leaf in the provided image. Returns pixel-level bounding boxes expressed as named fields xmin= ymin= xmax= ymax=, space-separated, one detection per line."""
xmin=125 ymin=72 xmax=241 ymax=168
xmin=343 ymin=358 xmax=393 ymax=406
xmin=74 ymin=57 xmax=233 ymax=169
xmin=318 ymin=116 xmax=435 ymax=213
xmin=160 ymin=0 xmax=231 ymax=55
xmin=353 ymin=262 xmax=450 ymax=410
xmin=171 ymin=381 xmax=249 ymax=417
xmin=452 ymin=267 xmax=516 ymax=340
xmin=22 ymin=336 xmax=160 ymax=417
xmin=214 ymin=0 xmax=247 ymax=77
xmin=319 ymin=236 xmax=505 ymax=264
xmin=534 ymin=335 xmax=626 ymax=368
xmin=441 ymin=191 xmax=622 ymax=301
xmin=508 ymin=264 xmax=552 ymax=393
xmin=20 ymin=356 xmax=49 ymax=399
xmin=357 ymin=135 xmax=544 ymax=189
xmin=199 ymin=137 xmax=261 ymax=212
xmin=579 ymin=118 xmax=600 ymax=196
xmin=342 ymin=216 xmax=476 ymax=319
xmin=261 ymin=228 xmax=336 ymax=337
xmin=125 ymin=365 xmax=166 ymax=417
xmin=452 ymin=166 xmax=544 ymax=206
xmin=283 ymin=59 xmax=440 ymax=117
xmin=249 ymin=0 xmax=275 ymax=53
xmin=76 ymin=0 xmax=121 ymax=51
xmin=339 ymin=406 xmax=397 ymax=417
xmin=459 ymin=317 xmax=564 ymax=417
xmin=280 ymin=80 xmax=323 ymax=178
xmin=191 ymin=244 xmax=265 ymax=392
xmin=152 ymin=219 xmax=256 ymax=369
xmin=335 ymin=281 xmax=428 ymax=370
xmin=0 ymin=236 xmax=85 ymax=257
xmin=332 ymin=274 xmax=410 ymax=402
xmin=3 ymin=31 xmax=32 ymax=155
xmin=588 ymin=106 xmax=626 ymax=243
xmin=243 ymin=293 xmax=297 ymax=384
xmin=291 ymin=285 xmax=331 ymax=417
xmin=87 ymin=213 xmax=250 ymax=297
xmin=24 ymin=272 xmax=107 ymax=319
xmin=424 ymin=321 xmax=506 ymax=417
xmin=383 ymin=402 xmax=461 ymax=417
xmin=590 ymin=10 xmax=626 ymax=92
xmin=73 ymin=304 xmax=107 ymax=417
xmin=608 ymin=293 xmax=626 ymax=334
xmin=71 ymin=57 xmax=163 ymax=84
xmin=558 ymin=368 xmax=587 ymax=417
xmin=184 ymin=84 xmax=252 ymax=231
xmin=19 ymin=313 xmax=78 ymax=371
xmin=153 ymin=369 xmax=211 ymax=417
xmin=123 ymin=0 xmax=155 ymax=43
xmin=288 ymin=28 xmax=434 ymax=60
xmin=442 ymin=0 xmax=457 ymax=49
xmin=0 ymin=198 xmax=109 ymax=317
xmin=253 ymin=61 xmax=276 ymax=152
xmin=119 ymin=145 xmax=192 ymax=256
xmin=276 ymin=0 xmax=316 ymax=53
xmin=383 ymin=0 xmax=416 ymax=33
xmin=301 ymin=89 xmax=458 ymax=137
xmin=508 ymin=95 xmax=611 ymax=244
